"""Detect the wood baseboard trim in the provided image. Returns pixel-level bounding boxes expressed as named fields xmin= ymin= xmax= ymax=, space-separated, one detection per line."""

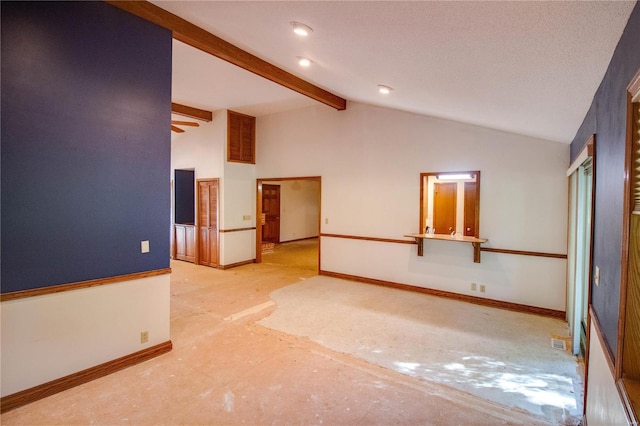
xmin=1 ymin=341 xmax=172 ymax=413
xmin=319 ymin=270 xmax=565 ymax=319
xmin=320 ymin=233 xmax=415 ymax=245
xmin=220 ymin=259 xmax=256 ymax=270
xmin=280 ymin=236 xmax=319 ymax=243
xmin=219 ymin=227 xmax=256 ymax=233
xmin=1 ymin=268 xmax=172 ymax=302
xmin=481 ymin=247 xmax=567 ymax=259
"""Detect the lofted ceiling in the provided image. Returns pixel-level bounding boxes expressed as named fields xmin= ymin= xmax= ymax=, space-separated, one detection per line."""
xmin=158 ymin=1 xmax=636 ymax=143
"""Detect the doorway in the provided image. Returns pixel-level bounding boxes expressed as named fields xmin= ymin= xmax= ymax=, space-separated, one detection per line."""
xmin=567 ymin=137 xmax=595 ymax=357
xmin=464 ymin=182 xmax=478 ymax=236
xmin=433 ymin=182 xmax=457 ymax=234
xmin=256 ymin=177 xmax=321 ymax=271
xmin=262 ymin=184 xmax=281 ymax=244
xmin=197 ymin=178 xmax=219 ymax=267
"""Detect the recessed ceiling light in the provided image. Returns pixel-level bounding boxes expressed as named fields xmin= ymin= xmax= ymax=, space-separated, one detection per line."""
xmin=291 ymin=21 xmax=313 ymax=37
xmin=297 ymin=56 xmax=312 ymax=67
xmin=378 ymin=85 xmax=393 ymax=94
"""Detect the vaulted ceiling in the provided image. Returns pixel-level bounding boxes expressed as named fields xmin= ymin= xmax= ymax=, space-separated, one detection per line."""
xmin=156 ymin=1 xmax=636 ymax=143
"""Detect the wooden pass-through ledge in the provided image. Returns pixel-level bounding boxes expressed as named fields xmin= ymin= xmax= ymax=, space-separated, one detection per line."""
xmin=404 ymin=233 xmax=488 ymax=263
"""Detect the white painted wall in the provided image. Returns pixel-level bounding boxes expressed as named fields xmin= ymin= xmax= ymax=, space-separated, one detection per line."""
xmin=171 ymin=110 xmax=256 ymax=266
xmin=0 ymin=275 xmax=170 ymax=396
xmin=257 ymin=102 xmax=569 ymax=311
xmin=280 ymin=180 xmax=320 ymax=242
xmin=585 ymin=321 xmax=629 ymax=425
xmin=220 ymin=146 xmax=256 ymax=266
xmin=171 ymin=110 xmax=226 ymax=180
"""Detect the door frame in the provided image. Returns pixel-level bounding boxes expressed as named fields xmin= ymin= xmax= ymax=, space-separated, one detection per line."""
xmin=566 ymin=135 xmax=596 ymax=414
xmin=196 ymin=178 xmax=220 ymax=267
xmin=256 ymin=176 xmax=321 ymax=270
xmin=566 ymin=136 xmax=596 ymax=352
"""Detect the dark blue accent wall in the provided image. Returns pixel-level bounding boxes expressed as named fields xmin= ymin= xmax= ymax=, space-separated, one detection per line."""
xmin=570 ymin=1 xmax=640 ymax=360
xmin=1 ymin=2 xmax=172 ymax=293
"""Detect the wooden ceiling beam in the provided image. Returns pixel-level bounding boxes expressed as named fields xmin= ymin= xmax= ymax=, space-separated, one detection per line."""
xmin=106 ymin=1 xmax=347 ymax=111
xmin=171 ymin=102 xmax=213 ymax=122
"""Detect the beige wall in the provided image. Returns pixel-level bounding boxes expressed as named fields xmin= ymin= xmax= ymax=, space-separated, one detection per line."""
xmin=171 ymin=110 xmax=225 ymax=180
xmin=1 ymin=275 xmax=170 ymax=396
xmin=280 ymin=180 xmax=320 ymax=242
xmin=257 ymin=102 xmax=569 ymax=311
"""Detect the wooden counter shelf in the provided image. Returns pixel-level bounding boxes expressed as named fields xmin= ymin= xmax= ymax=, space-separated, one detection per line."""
xmin=404 ymin=233 xmax=489 ymax=263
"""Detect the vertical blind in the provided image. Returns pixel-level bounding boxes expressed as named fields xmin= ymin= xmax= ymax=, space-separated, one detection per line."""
xmin=634 ymin=101 xmax=640 ymax=214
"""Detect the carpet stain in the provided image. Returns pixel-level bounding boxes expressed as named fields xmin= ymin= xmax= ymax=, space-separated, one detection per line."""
xmin=223 ymin=390 xmax=235 ymax=412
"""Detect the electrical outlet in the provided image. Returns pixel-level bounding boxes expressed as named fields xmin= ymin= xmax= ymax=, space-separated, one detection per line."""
xmin=141 ymin=240 xmax=150 ymax=254
xmin=471 ymin=283 xmax=477 ymax=291
xmin=140 ymin=331 xmax=149 ymax=344
xmin=243 ymin=215 xmax=251 ymax=221
xmin=595 ymin=266 xmax=600 ymax=286
xmin=480 ymin=285 xmax=486 ymax=293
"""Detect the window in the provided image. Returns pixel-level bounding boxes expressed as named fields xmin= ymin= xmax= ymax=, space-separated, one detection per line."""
xmin=227 ymin=110 xmax=256 ymax=164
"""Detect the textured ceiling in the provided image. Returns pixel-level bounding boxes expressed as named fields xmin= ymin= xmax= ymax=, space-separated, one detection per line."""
xmin=160 ymin=1 xmax=636 ymax=143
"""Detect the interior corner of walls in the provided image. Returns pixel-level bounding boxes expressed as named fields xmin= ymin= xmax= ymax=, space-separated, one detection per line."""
xmin=0 ymin=274 xmax=170 ymax=397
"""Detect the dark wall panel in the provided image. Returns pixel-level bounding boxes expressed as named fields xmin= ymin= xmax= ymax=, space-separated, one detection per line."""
xmin=174 ymin=170 xmax=195 ymax=225
xmin=570 ymin=2 xmax=640 ymax=359
xmin=1 ymin=2 xmax=172 ymax=293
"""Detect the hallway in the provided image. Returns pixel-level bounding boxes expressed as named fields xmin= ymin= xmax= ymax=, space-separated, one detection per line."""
xmin=2 ymin=242 xmax=582 ymax=425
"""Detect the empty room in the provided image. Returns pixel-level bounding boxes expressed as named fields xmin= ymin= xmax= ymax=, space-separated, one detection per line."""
xmin=2 ymin=1 xmax=640 ymax=424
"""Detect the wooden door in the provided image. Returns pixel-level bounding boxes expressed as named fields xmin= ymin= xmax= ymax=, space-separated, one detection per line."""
xmin=197 ymin=179 xmax=219 ymax=267
xmin=262 ymin=184 xmax=281 ymax=243
xmin=433 ymin=182 xmax=457 ymax=234
xmin=463 ymin=182 xmax=477 ymax=236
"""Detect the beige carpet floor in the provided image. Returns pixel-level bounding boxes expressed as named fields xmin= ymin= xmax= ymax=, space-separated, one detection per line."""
xmin=259 ymin=276 xmax=583 ymax=425
xmin=2 ymin=239 xmax=582 ymax=425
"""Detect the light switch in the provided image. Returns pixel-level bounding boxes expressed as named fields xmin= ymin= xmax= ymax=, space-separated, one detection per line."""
xmin=141 ymin=240 xmax=150 ymax=254
xmin=595 ymin=266 xmax=600 ymax=286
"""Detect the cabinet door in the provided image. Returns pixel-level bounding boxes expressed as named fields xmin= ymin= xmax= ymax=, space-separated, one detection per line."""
xmin=185 ymin=226 xmax=196 ymax=262
xmin=197 ymin=180 xmax=219 ymax=267
xmin=175 ymin=224 xmax=195 ymax=263
xmin=175 ymin=225 xmax=186 ymax=259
